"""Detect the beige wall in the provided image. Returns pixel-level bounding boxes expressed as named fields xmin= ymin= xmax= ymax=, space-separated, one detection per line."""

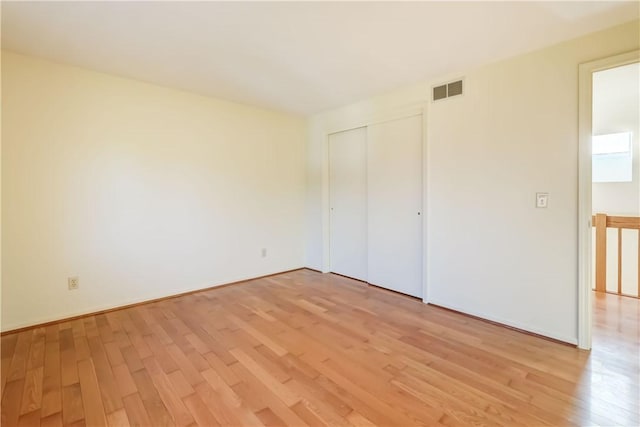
xmin=305 ymin=20 xmax=640 ymax=343
xmin=1 ymin=51 xmax=307 ymax=331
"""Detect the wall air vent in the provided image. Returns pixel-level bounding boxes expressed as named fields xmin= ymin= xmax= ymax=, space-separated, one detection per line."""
xmin=432 ymin=79 xmax=464 ymax=101
xmin=433 ymin=84 xmax=447 ymax=101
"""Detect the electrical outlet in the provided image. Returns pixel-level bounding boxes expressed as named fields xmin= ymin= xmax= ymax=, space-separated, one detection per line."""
xmin=68 ymin=276 xmax=79 ymax=290
xmin=261 ymin=248 xmax=267 ymax=258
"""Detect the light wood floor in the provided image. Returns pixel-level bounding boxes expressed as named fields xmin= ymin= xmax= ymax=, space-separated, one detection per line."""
xmin=1 ymin=269 xmax=638 ymax=426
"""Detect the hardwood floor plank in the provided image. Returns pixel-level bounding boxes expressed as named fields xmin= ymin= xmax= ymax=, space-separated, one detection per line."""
xmin=196 ymin=324 xmax=237 ymax=366
xmin=130 ymin=369 xmax=173 ymax=426
xmin=1 ymin=379 xmax=25 ymax=427
xmin=290 ymin=400 xmax=328 ymax=427
xmin=96 ymin=315 xmax=115 ymax=344
xmin=19 ymin=366 xmax=44 ymax=415
xmin=254 ymin=407 xmax=285 ymax=427
xmin=129 ymin=335 xmax=153 ymax=360
xmin=7 ymin=332 xmax=32 ymax=383
xmin=103 ymin=342 xmax=125 ymax=367
xmin=192 ymin=381 xmax=245 ymax=426
xmin=17 ymin=409 xmax=41 ymax=427
xmin=227 ymin=313 xmax=288 ymax=357
xmin=150 ymin=323 xmax=174 ymax=346
xmin=142 ymin=357 xmax=194 ymax=426
xmin=230 ymin=363 xmax=308 ymax=426
xmin=40 ymin=412 xmax=63 ymax=427
xmin=182 ymin=393 xmax=220 ymax=427
xmin=184 ymin=333 xmax=211 ymax=355
xmin=112 ymin=364 xmax=138 ymax=398
xmin=121 ymin=346 xmax=144 ymax=375
xmin=59 ymin=343 xmax=79 ymax=387
xmin=86 ymin=337 xmax=123 ymax=413
xmin=41 ymin=339 xmax=62 ymax=418
xmin=143 ymin=334 xmax=179 ymax=374
xmin=106 ymin=408 xmax=130 ymax=427
xmin=122 ymin=393 xmax=152 ymax=427
xmin=291 ymin=390 xmax=350 ymax=427
xmin=200 ymin=352 xmax=240 ymax=386
xmin=70 ymin=319 xmax=86 ymax=339
xmin=2 ymin=333 xmax=19 ymax=361
xmin=229 ymin=347 xmax=300 ymax=406
xmin=346 ymin=411 xmax=377 ymax=427
xmin=72 ymin=336 xmax=91 ymax=362
xmin=238 ymin=343 xmax=291 ymax=383
xmin=184 ymin=350 xmax=209 ymax=373
xmin=312 ymin=374 xmax=398 ymax=426
xmin=77 ymin=359 xmax=107 ymax=427
xmin=164 ymin=344 xmax=204 ymax=387
xmin=61 ymin=383 xmax=84 ymax=426
xmin=2 ymin=355 xmax=14 ymax=396
xmin=26 ymin=329 xmax=46 ymax=370
xmin=199 ymin=368 xmax=265 ymax=426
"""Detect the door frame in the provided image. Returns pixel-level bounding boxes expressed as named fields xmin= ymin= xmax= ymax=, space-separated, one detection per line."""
xmin=577 ymin=49 xmax=639 ymax=350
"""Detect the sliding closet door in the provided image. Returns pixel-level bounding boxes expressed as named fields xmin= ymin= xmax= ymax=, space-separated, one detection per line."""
xmin=329 ymin=127 xmax=368 ymax=281
xmin=367 ymin=115 xmax=423 ymax=297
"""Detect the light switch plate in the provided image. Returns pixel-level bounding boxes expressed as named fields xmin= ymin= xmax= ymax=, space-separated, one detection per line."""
xmin=536 ymin=192 xmax=549 ymax=208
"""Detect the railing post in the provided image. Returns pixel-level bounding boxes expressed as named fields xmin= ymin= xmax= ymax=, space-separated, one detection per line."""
xmin=595 ymin=213 xmax=607 ymax=293
xmin=618 ymin=228 xmax=622 ymax=295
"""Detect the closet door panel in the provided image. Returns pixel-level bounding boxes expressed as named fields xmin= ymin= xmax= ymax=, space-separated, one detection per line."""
xmin=368 ymin=116 xmax=423 ymax=297
xmin=329 ymin=127 xmax=368 ymax=281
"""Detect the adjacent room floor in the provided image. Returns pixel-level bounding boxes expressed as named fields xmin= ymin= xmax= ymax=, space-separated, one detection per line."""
xmin=1 ymin=269 xmax=638 ymax=426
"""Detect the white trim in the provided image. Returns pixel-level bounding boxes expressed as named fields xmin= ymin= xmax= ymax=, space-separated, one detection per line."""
xmin=327 ymin=125 xmax=367 ymax=138
xmin=421 ymin=105 xmax=430 ymax=304
xmin=321 ymin=132 xmax=331 ymax=273
xmin=577 ymin=49 xmax=639 ymax=350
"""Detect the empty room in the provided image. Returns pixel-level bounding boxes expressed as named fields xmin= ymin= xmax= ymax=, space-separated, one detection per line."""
xmin=1 ymin=1 xmax=639 ymax=426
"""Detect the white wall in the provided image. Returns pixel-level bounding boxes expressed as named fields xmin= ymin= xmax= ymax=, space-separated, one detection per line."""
xmin=1 ymin=51 xmax=307 ymax=332
xmin=592 ymin=62 xmax=640 ymax=216
xmin=306 ymin=20 xmax=640 ymax=344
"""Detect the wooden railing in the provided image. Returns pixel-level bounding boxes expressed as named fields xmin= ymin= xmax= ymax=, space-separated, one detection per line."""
xmin=592 ymin=213 xmax=640 ymax=296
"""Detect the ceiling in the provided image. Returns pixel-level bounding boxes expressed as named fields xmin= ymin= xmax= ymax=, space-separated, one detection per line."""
xmin=2 ymin=1 xmax=639 ymax=115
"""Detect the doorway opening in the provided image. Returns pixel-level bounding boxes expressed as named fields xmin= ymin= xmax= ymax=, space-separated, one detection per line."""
xmin=591 ymin=62 xmax=640 ymax=298
xmin=578 ymin=50 xmax=640 ymax=350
